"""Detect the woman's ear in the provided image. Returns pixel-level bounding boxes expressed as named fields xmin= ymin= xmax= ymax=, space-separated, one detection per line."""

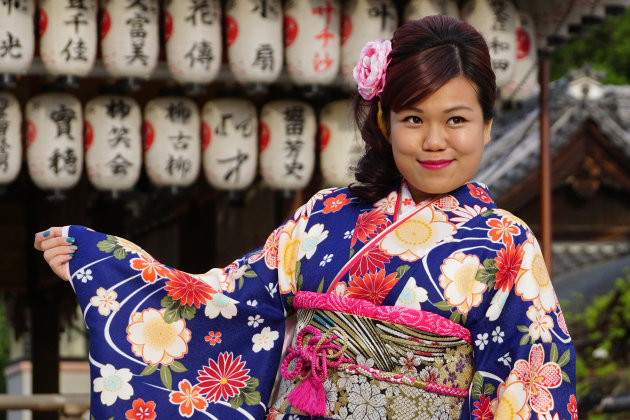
xmin=483 ymin=118 xmax=493 ymax=145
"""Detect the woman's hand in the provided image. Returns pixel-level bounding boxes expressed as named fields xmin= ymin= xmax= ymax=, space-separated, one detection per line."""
xmin=34 ymin=227 xmax=75 ymax=282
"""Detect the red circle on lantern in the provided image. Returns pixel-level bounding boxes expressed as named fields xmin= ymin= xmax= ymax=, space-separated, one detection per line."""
xmin=164 ymin=12 xmax=173 ymax=43
xmin=516 ymin=27 xmax=530 ymax=60
xmin=225 ymin=15 xmax=238 ymax=48
xmin=25 ymin=120 xmax=36 ymax=148
xmin=100 ymin=8 xmax=111 ymax=40
xmin=341 ymin=14 xmax=352 ymax=46
xmin=38 ymin=9 xmax=48 ymax=37
xmin=259 ymin=122 xmax=270 ymax=153
xmin=202 ymin=121 xmax=211 ymax=150
xmin=84 ymin=121 xmax=94 ymax=151
xmin=143 ymin=121 xmax=155 ymax=152
xmin=284 ymin=15 xmax=298 ymax=47
xmin=319 ymin=124 xmax=330 ymax=153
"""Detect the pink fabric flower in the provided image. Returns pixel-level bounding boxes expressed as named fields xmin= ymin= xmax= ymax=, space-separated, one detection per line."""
xmin=353 ymin=39 xmax=392 ymax=100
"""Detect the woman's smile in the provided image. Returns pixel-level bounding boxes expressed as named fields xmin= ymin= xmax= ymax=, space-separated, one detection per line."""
xmin=419 ymin=159 xmax=454 ymax=170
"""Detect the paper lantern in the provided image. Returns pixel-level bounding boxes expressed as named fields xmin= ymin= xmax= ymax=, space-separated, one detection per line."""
xmin=201 ymin=98 xmax=258 ymax=191
xmin=84 ymin=95 xmax=142 ymax=193
xmin=462 ymin=0 xmax=517 ymax=89
xmin=285 ymin=0 xmax=341 ymax=86
xmin=38 ymin=0 xmax=98 ymax=78
xmin=164 ymin=0 xmax=222 ymax=85
xmin=26 ymin=93 xmax=83 ymax=190
xmin=259 ymin=100 xmax=316 ymax=191
xmin=403 ymin=0 xmax=460 ymax=21
xmin=0 ymin=0 xmax=35 ymax=79
xmin=226 ymin=0 xmax=283 ymax=85
xmin=340 ymin=0 xmax=398 ymax=88
xmin=319 ymin=99 xmax=363 ymax=188
xmin=0 ymin=92 xmax=23 ymax=185
xmin=500 ymin=11 xmax=539 ymax=103
xmin=144 ymin=97 xmax=200 ymax=188
xmin=100 ymin=0 xmax=159 ymax=80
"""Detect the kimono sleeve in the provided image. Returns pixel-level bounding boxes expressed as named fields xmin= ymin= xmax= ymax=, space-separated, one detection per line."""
xmin=63 ymin=197 xmax=315 ymax=419
xmin=461 ymin=230 xmax=579 ymax=420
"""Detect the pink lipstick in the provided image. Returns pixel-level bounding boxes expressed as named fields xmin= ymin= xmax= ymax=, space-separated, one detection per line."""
xmin=419 ymin=159 xmax=452 ymax=170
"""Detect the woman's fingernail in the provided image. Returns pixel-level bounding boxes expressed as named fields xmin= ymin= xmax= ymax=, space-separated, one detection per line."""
xmin=69 ymin=245 xmax=78 ymax=251
xmin=68 ymin=253 xmax=75 ymax=257
xmin=43 ymin=231 xmax=50 ymax=238
xmin=66 ymin=237 xmax=75 ymax=243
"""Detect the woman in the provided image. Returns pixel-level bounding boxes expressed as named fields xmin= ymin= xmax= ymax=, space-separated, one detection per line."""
xmin=35 ymin=15 xmax=577 ymax=420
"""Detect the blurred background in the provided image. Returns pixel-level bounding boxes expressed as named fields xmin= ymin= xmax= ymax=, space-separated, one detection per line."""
xmin=1 ymin=0 xmax=630 ymax=419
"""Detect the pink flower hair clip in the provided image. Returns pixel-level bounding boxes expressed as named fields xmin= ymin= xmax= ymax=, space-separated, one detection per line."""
xmin=352 ymin=39 xmax=392 ymax=101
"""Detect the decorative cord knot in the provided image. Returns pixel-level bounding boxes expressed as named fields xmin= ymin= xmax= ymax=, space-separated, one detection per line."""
xmin=280 ymin=326 xmax=351 ymax=416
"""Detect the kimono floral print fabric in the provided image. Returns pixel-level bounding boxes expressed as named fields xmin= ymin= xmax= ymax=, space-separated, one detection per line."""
xmin=66 ymin=181 xmax=577 ymax=419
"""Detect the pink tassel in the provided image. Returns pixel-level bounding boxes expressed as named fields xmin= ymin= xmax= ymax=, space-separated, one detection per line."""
xmin=287 ymin=376 xmax=327 ymax=417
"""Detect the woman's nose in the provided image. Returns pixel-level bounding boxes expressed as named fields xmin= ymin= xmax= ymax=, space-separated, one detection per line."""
xmin=422 ymin=125 xmax=447 ymax=150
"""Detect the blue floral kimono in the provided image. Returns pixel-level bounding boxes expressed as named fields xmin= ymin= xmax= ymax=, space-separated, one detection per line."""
xmin=65 ymin=181 xmax=577 ymax=420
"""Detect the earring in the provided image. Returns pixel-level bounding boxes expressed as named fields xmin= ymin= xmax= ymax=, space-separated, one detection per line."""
xmin=377 ymin=101 xmax=388 ymax=138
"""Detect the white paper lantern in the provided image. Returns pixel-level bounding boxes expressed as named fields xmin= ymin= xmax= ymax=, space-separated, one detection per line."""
xmin=100 ymin=0 xmax=159 ymax=80
xmin=0 ymin=92 xmax=23 ymax=185
xmin=164 ymin=0 xmax=222 ymax=85
xmin=226 ymin=0 xmax=283 ymax=85
xmin=38 ymin=0 xmax=98 ymax=77
xmin=341 ymin=0 xmax=398 ymax=87
xmin=501 ymin=11 xmax=539 ymax=103
xmin=462 ymin=0 xmax=517 ymax=89
xmin=201 ymin=98 xmax=258 ymax=191
xmin=319 ymin=99 xmax=363 ymax=188
xmin=144 ymin=97 xmax=200 ymax=188
xmin=0 ymin=0 xmax=35 ymax=77
xmin=26 ymin=93 xmax=83 ymax=190
xmin=259 ymin=100 xmax=316 ymax=191
xmin=285 ymin=0 xmax=341 ymax=86
xmin=403 ymin=0 xmax=460 ymax=21
xmin=84 ymin=95 xmax=142 ymax=192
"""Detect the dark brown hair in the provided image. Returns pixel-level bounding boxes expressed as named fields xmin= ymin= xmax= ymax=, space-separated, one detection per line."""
xmin=350 ymin=15 xmax=496 ymax=202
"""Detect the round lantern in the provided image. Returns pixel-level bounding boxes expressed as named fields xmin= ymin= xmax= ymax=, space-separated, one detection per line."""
xmin=226 ymin=0 xmax=283 ymax=86
xmin=284 ymin=0 xmax=341 ymax=86
xmin=26 ymin=93 xmax=83 ymax=191
xmin=462 ymin=0 xmax=517 ymax=89
xmin=100 ymin=0 xmax=159 ymax=80
xmin=38 ymin=0 xmax=98 ymax=78
xmin=144 ymin=97 xmax=200 ymax=189
xmin=500 ymin=11 xmax=539 ymax=104
xmin=259 ymin=100 xmax=316 ymax=191
xmin=403 ymin=0 xmax=460 ymax=21
xmin=201 ymin=98 xmax=258 ymax=191
xmin=84 ymin=95 xmax=142 ymax=193
xmin=0 ymin=0 xmax=35 ymax=81
xmin=340 ymin=0 xmax=398 ymax=88
xmin=319 ymin=99 xmax=363 ymax=188
xmin=164 ymin=0 xmax=222 ymax=85
xmin=0 ymin=92 xmax=23 ymax=185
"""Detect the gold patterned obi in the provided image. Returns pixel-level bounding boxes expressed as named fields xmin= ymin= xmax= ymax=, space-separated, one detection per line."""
xmin=271 ymin=291 xmax=474 ymax=419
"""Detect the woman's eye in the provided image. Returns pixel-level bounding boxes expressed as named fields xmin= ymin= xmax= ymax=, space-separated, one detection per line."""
xmin=404 ymin=116 xmax=422 ymax=124
xmin=448 ymin=116 xmax=467 ymax=124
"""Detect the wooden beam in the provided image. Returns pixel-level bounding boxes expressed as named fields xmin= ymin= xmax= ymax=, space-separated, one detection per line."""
xmin=539 ymin=54 xmax=553 ymax=273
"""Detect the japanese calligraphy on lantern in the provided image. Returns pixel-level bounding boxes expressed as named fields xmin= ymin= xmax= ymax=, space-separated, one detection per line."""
xmin=0 ymin=0 xmax=35 ymax=76
xmin=259 ymin=100 xmax=315 ymax=191
xmin=84 ymin=95 xmax=142 ymax=192
xmin=462 ymin=0 xmax=517 ymax=89
xmin=341 ymin=0 xmax=397 ymax=88
xmin=285 ymin=0 xmax=341 ymax=86
xmin=165 ymin=0 xmax=222 ymax=84
xmin=202 ymin=98 xmax=258 ymax=191
xmin=101 ymin=0 xmax=159 ymax=79
xmin=319 ymin=99 xmax=363 ymax=188
xmin=0 ymin=92 xmax=22 ymax=185
xmin=26 ymin=93 xmax=83 ymax=190
xmin=403 ymin=0 xmax=460 ymax=21
xmin=144 ymin=97 xmax=200 ymax=188
xmin=226 ymin=0 xmax=283 ymax=85
xmin=501 ymin=11 xmax=539 ymax=103
xmin=39 ymin=0 xmax=97 ymax=77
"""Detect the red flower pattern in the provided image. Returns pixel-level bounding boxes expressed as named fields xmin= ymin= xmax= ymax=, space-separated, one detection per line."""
xmin=164 ymin=271 xmax=216 ymax=308
xmin=130 ymin=256 xmax=172 ymax=283
xmin=322 ymin=193 xmax=351 ymax=214
xmin=349 ymin=247 xmax=392 ymax=277
xmin=197 ymin=352 xmax=250 ymax=402
xmin=567 ymin=394 xmax=578 ymax=420
xmin=169 ymin=379 xmax=208 ymax=417
xmin=351 ymin=207 xmax=389 ymax=247
xmin=468 ymin=184 xmax=492 ymax=203
xmin=494 ymin=242 xmax=524 ymax=293
xmin=512 ymin=344 xmax=563 ymax=413
xmin=205 ymin=331 xmax=222 ymax=345
xmin=347 ymin=269 xmax=399 ymax=305
xmin=125 ymin=398 xmax=156 ymax=420
xmin=487 ymin=217 xmax=520 ymax=245
xmin=471 ymin=394 xmax=494 ymax=419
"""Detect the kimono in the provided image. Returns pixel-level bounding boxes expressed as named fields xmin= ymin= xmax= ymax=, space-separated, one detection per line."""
xmin=65 ymin=180 xmax=578 ymax=420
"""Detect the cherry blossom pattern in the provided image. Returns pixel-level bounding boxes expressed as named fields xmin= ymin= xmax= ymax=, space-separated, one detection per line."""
xmin=125 ymin=398 xmax=156 ymax=420
xmin=297 ymin=223 xmax=329 ymax=260
xmin=93 ymin=363 xmax=134 ymax=406
xmin=168 ymin=379 xmax=208 ymax=418
xmin=204 ymin=331 xmax=222 ymax=345
xmin=394 ymin=277 xmax=428 ymax=310
xmin=129 ymin=255 xmax=172 ymax=283
xmin=468 ymin=184 xmax=493 ymax=203
xmin=487 ymin=217 xmax=521 ymax=245
xmin=374 ymin=190 xmax=397 ymax=215
xmin=439 ymin=251 xmax=487 ymax=314
xmin=515 ymin=240 xmax=557 ymax=313
xmin=527 ymin=305 xmax=554 ymax=343
xmin=89 ymin=287 xmax=120 ymax=316
xmin=322 ymin=193 xmax=351 ymax=214
xmin=252 ymin=326 xmax=279 ymax=352
xmin=204 ymin=292 xmax=238 ymax=319
xmin=196 ymin=352 xmax=251 ymax=402
xmin=491 ymin=379 xmax=530 ymax=419
xmin=277 ymin=217 xmax=308 ymax=294
xmin=567 ymin=394 xmax=579 ymax=420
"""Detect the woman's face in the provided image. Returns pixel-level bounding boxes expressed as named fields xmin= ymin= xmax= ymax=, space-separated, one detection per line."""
xmin=388 ymin=76 xmax=492 ymax=203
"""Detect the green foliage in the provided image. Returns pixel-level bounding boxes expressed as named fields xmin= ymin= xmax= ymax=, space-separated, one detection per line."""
xmin=551 ymin=9 xmax=630 ymax=84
